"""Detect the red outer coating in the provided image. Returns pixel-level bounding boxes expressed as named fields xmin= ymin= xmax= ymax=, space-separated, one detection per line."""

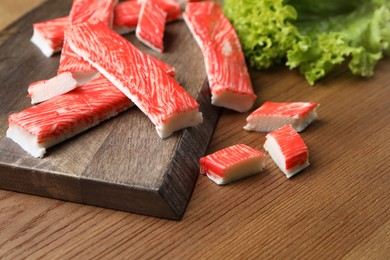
xmin=199 ymin=144 xmax=265 ymax=177
xmin=8 ymin=76 xmax=133 ymax=144
xmin=183 ymin=2 xmax=256 ymax=101
xmin=267 ymin=125 xmax=308 ymax=170
xmin=65 ymin=22 xmax=198 ymax=126
xmin=114 ymin=1 xmax=141 ymax=28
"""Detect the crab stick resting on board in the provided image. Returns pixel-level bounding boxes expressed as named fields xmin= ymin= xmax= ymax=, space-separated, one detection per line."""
xmin=28 ymin=72 xmax=78 ymax=104
xmin=183 ymin=2 xmax=256 ymax=112
xmin=136 ymin=0 xmax=167 ymax=52
xmin=66 ymin=22 xmax=202 ymax=138
xmin=264 ymin=125 xmax=310 ymax=178
xmin=7 ymin=76 xmax=133 ymax=158
xmin=114 ymin=0 xmax=142 ymax=34
xmin=31 ymin=16 xmax=68 ymax=57
xmin=58 ymin=0 xmax=118 ymax=84
xmin=200 ymin=144 xmax=266 ymax=185
xmin=138 ymin=0 xmax=181 ymax=21
xmin=244 ymin=102 xmax=319 ymax=132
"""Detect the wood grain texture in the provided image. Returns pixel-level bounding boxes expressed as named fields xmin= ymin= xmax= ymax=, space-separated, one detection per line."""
xmin=0 ymin=0 xmax=389 ymax=258
xmin=0 ymin=0 xmax=220 ymax=219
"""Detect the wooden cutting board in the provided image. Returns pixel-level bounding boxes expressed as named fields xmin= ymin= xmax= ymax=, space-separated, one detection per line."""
xmin=0 ymin=0 xmax=220 ymax=219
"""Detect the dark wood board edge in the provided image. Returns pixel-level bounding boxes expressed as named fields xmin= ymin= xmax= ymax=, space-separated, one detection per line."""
xmin=159 ymin=80 xmax=221 ymax=219
xmin=0 ymin=0 xmax=221 ymax=219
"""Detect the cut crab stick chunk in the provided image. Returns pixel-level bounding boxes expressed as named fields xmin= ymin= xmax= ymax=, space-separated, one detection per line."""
xmin=7 ymin=76 xmax=133 ymax=158
xmin=28 ymin=72 xmax=78 ymax=104
xmin=200 ymin=144 xmax=266 ymax=185
xmin=114 ymin=1 xmax=142 ymax=34
xmin=183 ymin=2 xmax=256 ymax=112
xmin=136 ymin=0 xmax=167 ymax=52
xmin=58 ymin=0 xmax=117 ymax=82
xmin=244 ymin=102 xmax=319 ymax=132
xmin=264 ymin=125 xmax=310 ymax=178
xmin=138 ymin=0 xmax=181 ymax=22
xmin=31 ymin=16 xmax=68 ymax=57
xmin=66 ymin=22 xmax=202 ymax=138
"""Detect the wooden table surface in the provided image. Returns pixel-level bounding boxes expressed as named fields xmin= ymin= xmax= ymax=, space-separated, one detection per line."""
xmin=1 ymin=1 xmax=389 ymax=259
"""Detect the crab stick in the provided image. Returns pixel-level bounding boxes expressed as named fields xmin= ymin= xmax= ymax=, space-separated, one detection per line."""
xmin=183 ymin=2 xmax=256 ymax=112
xmin=264 ymin=125 xmax=310 ymax=178
xmin=7 ymin=76 xmax=133 ymax=158
xmin=66 ymin=22 xmax=201 ymax=138
xmin=136 ymin=0 xmax=167 ymax=52
xmin=244 ymin=102 xmax=319 ymax=132
xmin=138 ymin=0 xmax=181 ymax=21
xmin=31 ymin=16 xmax=68 ymax=57
xmin=28 ymin=72 xmax=78 ymax=104
xmin=200 ymin=144 xmax=266 ymax=185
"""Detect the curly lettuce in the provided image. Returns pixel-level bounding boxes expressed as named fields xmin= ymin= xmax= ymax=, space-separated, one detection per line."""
xmin=224 ymin=0 xmax=390 ymax=85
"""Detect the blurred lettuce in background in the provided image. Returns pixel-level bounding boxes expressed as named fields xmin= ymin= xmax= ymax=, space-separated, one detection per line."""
xmin=224 ymin=0 xmax=390 ymax=85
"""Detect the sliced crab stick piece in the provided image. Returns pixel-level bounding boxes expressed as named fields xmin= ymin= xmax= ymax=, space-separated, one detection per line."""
xmin=200 ymin=144 xmax=266 ymax=185
xmin=66 ymin=22 xmax=202 ymax=138
xmin=138 ymin=0 xmax=181 ymax=22
xmin=58 ymin=0 xmax=117 ymax=83
xmin=183 ymin=2 xmax=256 ymax=112
xmin=136 ymin=0 xmax=167 ymax=53
xmin=28 ymin=72 xmax=78 ymax=104
xmin=244 ymin=102 xmax=319 ymax=132
xmin=114 ymin=1 xmax=142 ymax=34
xmin=7 ymin=76 xmax=133 ymax=158
xmin=264 ymin=125 xmax=310 ymax=178
xmin=31 ymin=16 xmax=68 ymax=57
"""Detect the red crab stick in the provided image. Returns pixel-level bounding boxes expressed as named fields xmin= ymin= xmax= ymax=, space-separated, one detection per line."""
xmin=7 ymin=76 xmax=133 ymax=158
xmin=66 ymin=22 xmax=202 ymax=138
xmin=114 ymin=1 xmax=142 ymax=34
xmin=244 ymin=102 xmax=319 ymax=132
xmin=136 ymin=0 xmax=167 ymax=52
xmin=28 ymin=72 xmax=78 ymax=104
xmin=58 ymin=0 xmax=118 ymax=84
xmin=263 ymin=125 xmax=310 ymax=178
xmin=200 ymin=144 xmax=266 ymax=185
xmin=138 ymin=0 xmax=181 ymax=21
xmin=183 ymin=2 xmax=256 ymax=112
xmin=31 ymin=16 xmax=68 ymax=57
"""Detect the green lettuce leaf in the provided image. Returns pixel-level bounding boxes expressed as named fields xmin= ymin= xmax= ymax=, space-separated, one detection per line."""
xmin=224 ymin=0 xmax=390 ymax=85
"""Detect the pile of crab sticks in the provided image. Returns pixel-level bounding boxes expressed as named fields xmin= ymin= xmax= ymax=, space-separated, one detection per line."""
xmin=7 ymin=1 xmax=319 ymax=185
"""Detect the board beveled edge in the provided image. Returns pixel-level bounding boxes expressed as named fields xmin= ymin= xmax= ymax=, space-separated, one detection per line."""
xmin=0 ymin=80 xmax=220 ymax=219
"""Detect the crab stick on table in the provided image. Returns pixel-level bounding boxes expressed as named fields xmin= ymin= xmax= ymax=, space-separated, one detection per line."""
xmin=7 ymin=76 xmax=133 ymax=158
xmin=183 ymin=2 xmax=256 ymax=112
xmin=28 ymin=72 xmax=78 ymax=104
xmin=200 ymin=144 xmax=266 ymax=185
xmin=136 ymin=0 xmax=167 ymax=52
xmin=244 ymin=102 xmax=319 ymax=132
xmin=264 ymin=125 xmax=310 ymax=178
xmin=31 ymin=16 xmax=68 ymax=57
xmin=138 ymin=0 xmax=181 ymax=21
xmin=66 ymin=21 xmax=201 ymax=138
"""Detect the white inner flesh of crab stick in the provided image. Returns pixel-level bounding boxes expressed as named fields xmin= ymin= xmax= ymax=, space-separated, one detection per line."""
xmin=28 ymin=72 xmax=78 ymax=104
xmin=66 ymin=21 xmax=202 ymax=139
xmin=7 ymin=76 xmax=133 ymax=158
